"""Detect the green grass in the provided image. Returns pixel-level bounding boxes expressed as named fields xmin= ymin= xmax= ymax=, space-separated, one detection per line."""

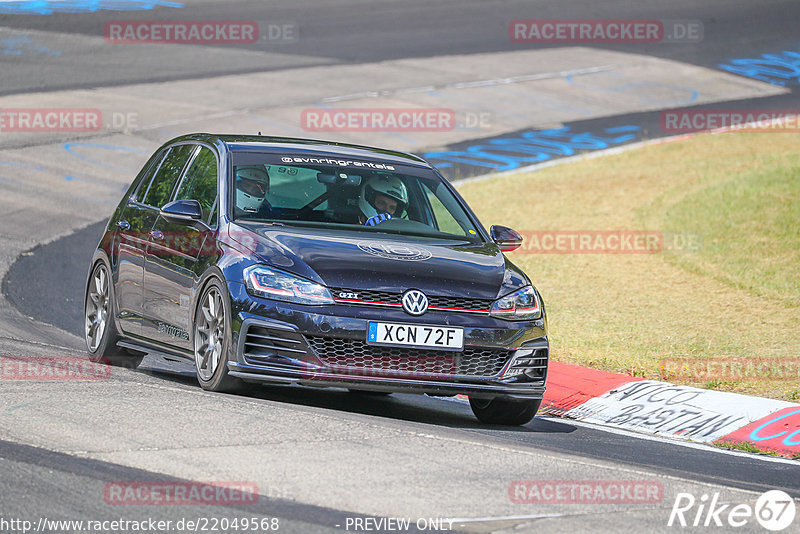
xmin=456 ymin=131 xmax=800 ymax=401
xmin=703 ymin=380 xmax=739 ymax=391
xmin=714 ymin=441 xmax=782 ymax=457
xmin=662 ymin=155 xmax=800 ymax=307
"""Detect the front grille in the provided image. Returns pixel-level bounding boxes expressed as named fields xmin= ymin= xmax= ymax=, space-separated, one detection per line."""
xmin=428 ymin=295 xmax=491 ymax=312
xmin=305 ymin=335 xmax=512 ymax=378
xmin=242 ymin=324 xmax=310 ymax=366
xmin=331 ymin=288 xmax=492 ymax=313
xmin=332 ymin=289 xmax=397 ymax=303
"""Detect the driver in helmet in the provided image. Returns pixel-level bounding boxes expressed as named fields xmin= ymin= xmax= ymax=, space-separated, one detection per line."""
xmin=358 ymin=174 xmax=408 ymax=226
xmin=234 ymin=165 xmax=271 ymax=217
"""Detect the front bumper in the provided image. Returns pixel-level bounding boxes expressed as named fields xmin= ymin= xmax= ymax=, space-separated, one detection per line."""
xmin=226 ymin=282 xmax=549 ymax=400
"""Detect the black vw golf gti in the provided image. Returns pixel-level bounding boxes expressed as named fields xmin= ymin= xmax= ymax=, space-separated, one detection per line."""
xmin=84 ymin=134 xmax=549 ymax=425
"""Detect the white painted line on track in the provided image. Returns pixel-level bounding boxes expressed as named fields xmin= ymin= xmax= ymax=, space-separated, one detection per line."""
xmin=322 ymin=65 xmax=614 ymax=103
xmin=433 ymin=398 xmax=799 ymax=465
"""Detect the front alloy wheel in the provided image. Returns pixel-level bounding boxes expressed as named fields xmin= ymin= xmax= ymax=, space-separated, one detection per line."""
xmin=194 ymin=279 xmax=245 ymax=392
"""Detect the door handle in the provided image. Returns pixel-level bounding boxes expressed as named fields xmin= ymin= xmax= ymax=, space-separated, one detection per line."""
xmin=117 ymin=220 xmax=130 ymax=231
xmin=149 ymin=230 xmax=164 ymax=241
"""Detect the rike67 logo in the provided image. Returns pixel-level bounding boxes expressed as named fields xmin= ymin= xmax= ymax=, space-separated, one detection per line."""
xmin=668 ymin=490 xmax=795 ymax=531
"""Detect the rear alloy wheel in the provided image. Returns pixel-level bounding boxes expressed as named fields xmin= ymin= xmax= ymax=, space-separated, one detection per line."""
xmin=468 ymin=396 xmax=541 ymax=426
xmin=84 ymin=262 xmax=142 ymax=368
xmin=194 ymin=279 xmax=245 ymax=393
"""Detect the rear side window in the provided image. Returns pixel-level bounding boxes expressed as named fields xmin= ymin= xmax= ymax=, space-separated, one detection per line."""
xmin=142 ymin=144 xmax=195 ymax=208
xmin=133 ymin=149 xmax=167 ymax=203
xmin=175 ymin=146 xmax=218 ymax=224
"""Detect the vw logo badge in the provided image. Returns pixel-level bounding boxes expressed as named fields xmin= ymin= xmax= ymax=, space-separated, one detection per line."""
xmin=402 ymin=289 xmax=428 ymax=316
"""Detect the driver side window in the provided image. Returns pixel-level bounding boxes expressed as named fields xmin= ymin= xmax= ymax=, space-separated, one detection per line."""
xmin=174 ymin=146 xmax=218 ymax=227
xmin=421 ymin=182 xmax=467 ymax=235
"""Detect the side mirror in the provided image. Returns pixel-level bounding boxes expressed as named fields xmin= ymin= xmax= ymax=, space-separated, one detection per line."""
xmin=490 ymin=225 xmax=523 ymax=252
xmin=160 ymin=199 xmax=203 ymax=222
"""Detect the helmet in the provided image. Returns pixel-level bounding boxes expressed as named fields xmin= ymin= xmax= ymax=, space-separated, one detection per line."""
xmin=358 ymin=174 xmax=408 ymax=220
xmin=235 ymin=166 xmax=270 ymax=213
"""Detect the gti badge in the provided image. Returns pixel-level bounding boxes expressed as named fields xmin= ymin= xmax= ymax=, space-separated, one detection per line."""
xmin=402 ymin=289 xmax=428 ymax=315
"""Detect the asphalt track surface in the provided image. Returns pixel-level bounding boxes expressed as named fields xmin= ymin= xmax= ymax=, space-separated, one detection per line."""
xmin=5 ymin=219 xmax=800 ymax=495
xmin=1 ymin=0 xmax=799 ymax=94
xmin=2 ymin=1 xmax=800 ymax=532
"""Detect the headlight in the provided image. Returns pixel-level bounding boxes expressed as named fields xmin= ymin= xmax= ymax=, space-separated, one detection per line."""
xmin=243 ymin=265 xmax=333 ymax=305
xmin=490 ymin=286 xmax=541 ymax=320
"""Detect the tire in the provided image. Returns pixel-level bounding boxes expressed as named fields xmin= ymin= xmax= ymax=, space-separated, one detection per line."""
xmin=84 ymin=261 xmax=143 ymax=369
xmin=468 ymin=396 xmax=541 ymax=426
xmin=193 ymin=278 xmax=246 ymax=393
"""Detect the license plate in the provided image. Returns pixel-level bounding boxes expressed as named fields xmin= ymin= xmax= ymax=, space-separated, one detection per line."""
xmin=367 ymin=322 xmax=464 ymax=351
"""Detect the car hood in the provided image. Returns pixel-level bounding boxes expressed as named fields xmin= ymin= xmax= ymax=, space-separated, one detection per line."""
xmin=230 ymin=224 xmax=511 ymax=299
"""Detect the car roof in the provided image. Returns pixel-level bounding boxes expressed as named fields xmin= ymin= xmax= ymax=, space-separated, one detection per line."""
xmin=170 ymin=133 xmax=432 ymax=168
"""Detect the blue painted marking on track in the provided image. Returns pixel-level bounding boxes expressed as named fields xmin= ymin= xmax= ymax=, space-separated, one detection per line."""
xmin=719 ymin=50 xmax=800 ymax=86
xmin=63 ymin=142 xmax=146 ymax=172
xmin=603 ymin=125 xmax=642 ymax=133
xmin=0 ymin=0 xmax=183 ymax=14
xmin=424 ymin=125 xmax=641 ymax=172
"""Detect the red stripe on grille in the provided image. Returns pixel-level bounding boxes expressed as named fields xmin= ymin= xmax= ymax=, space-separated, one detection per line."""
xmin=428 ymin=305 xmax=489 ymax=314
xmin=333 ymin=298 xmax=402 ymax=306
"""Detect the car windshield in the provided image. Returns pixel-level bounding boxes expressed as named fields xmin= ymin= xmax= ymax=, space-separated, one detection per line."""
xmin=229 ymin=153 xmax=483 ymax=242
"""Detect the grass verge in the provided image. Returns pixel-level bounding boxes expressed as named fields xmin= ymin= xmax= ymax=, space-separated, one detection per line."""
xmin=713 ymin=440 xmax=782 ymax=457
xmin=456 ymin=131 xmax=800 ymax=401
